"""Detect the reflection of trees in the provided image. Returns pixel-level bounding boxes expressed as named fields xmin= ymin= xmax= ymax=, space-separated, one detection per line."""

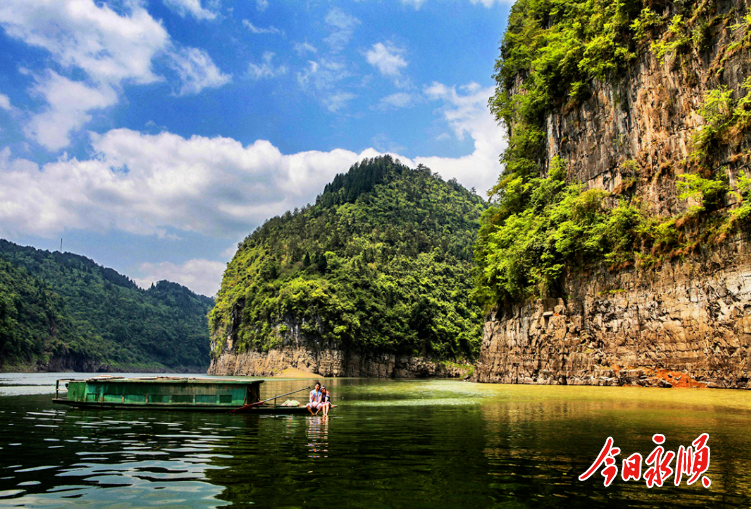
xmin=204 ymin=379 xmax=334 ymax=506
xmin=204 ymin=413 xmax=314 ymax=506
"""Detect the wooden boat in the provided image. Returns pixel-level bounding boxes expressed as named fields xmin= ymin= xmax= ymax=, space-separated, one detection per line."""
xmin=51 ymin=376 xmax=319 ymax=414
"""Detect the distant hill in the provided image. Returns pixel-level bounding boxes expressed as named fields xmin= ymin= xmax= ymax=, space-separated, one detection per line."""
xmin=209 ymin=156 xmax=488 ymax=376
xmin=0 ymin=240 xmax=213 ymax=372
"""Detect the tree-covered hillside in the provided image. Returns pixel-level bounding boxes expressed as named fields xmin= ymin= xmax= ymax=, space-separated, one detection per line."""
xmin=0 ymin=259 xmax=93 ymax=369
xmin=211 ymin=156 xmax=488 ymax=361
xmin=0 ymin=240 xmax=214 ymax=371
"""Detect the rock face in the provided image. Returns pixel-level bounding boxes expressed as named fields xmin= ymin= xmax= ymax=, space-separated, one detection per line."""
xmin=475 ymin=239 xmax=751 ymax=389
xmin=208 ymin=335 xmax=470 ymax=378
xmin=477 ymin=1 xmax=751 ymax=387
xmin=543 ymin=18 xmax=751 ymax=218
xmin=208 ymin=307 xmax=472 ymax=378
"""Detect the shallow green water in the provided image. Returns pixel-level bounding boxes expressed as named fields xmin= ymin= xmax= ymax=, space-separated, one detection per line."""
xmin=0 ymin=375 xmax=750 ymax=508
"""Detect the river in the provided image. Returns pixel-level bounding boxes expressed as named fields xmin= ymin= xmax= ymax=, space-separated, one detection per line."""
xmin=0 ymin=373 xmax=750 ymax=508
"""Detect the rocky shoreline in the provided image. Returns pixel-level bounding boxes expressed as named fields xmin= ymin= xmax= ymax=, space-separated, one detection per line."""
xmin=473 ymin=240 xmax=751 ymax=390
xmin=208 ymin=342 xmax=472 ymax=379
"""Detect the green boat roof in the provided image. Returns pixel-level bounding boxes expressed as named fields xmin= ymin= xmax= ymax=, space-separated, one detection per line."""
xmin=67 ymin=377 xmax=264 ymax=385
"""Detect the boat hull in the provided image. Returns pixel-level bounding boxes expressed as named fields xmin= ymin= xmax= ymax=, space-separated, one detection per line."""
xmin=52 ymin=399 xmax=322 ymax=415
xmin=52 ymin=398 xmax=237 ymax=412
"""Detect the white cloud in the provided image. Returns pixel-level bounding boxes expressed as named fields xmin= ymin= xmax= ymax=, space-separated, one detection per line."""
xmin=324 ymin=8 xmax=360 ymax=52
xmin=370 ymin=133 xmax=406 ymax=154
xmin=376 ymin=92 xmax=415 ymax=111
xmin=0 ymin=131 xmax=381 ymax=239
xmin=0 ymin=0 xmax=168 ymax=85
xmin=0 ymin=0 xmax=167 ymax=150
xmin=324 ymin=92 xmax=356 ymax=112
xmin=402 ymin=0 xmax=508 ymax=7
xmin=401 ymin=0 xmax=428 ymax=8
xmin=170 ymin=47 xmax=232 ymax=95
xmin=135 ymin=259 xmax=226 ymax=297
xmin=297 ymin=61 xmax=319 ymax=86
xmin=0 ymin=0 xmax=230 ymax=150
xmin=366 ymin=42 xmax=408 ymax=77
xmin=0 ymin=82 xmax=504 ymax=241
xmin=24 ymin=71 xmax=118 ymax=151
xmin=162 ymin=0 xmax=217 ymax=20
xmin=293 ymin=41 xmax=317 ymax=56
xmin=242 ymin=19 xmax=282 ymax=35
xmin=221 ymin=244 xmax=239 ymax=258
xmin=299 ymin=58 xmax=351 ymax=92
xmin=248 ymin=52 xmax=288 ymax=80
xmin=0 ymin=93 xmax=13 ymax=112
xmin=293 ymin=10 xmax=359 ymax=112
xmin=470 ymin=0 xmax=511 ymax=6
xmin=256 ymin=0 xmax=269 ymax=11
xmin=415 ymin=81 xmax=506 ymax=195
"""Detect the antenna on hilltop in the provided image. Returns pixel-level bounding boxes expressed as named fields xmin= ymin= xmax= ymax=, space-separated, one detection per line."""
xmin=60 ymin=238 xmax=63 ymax=252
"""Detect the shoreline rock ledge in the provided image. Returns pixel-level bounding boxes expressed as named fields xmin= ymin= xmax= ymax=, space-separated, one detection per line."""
xmin=208 ymin=338 xmax=471 ymax=379
xmin=473 ymin=240 xmax=751 ymax=389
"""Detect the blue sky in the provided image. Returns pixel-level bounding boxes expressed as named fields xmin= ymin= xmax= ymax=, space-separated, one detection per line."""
xmin=0 ymin=0 xmax=510 ymax=296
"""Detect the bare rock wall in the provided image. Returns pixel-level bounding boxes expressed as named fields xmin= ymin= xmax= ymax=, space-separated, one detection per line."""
xmin=208 ymin=333 xmax=470 ymax=378
xmin=475 ymin=239 xmax=751 ymax=389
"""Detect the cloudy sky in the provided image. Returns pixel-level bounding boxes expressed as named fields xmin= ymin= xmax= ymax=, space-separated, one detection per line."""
xmin=0 ymin=0 xmax=510 ymax=297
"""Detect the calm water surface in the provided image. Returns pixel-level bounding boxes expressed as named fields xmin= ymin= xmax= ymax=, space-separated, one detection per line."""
xmin=0 ymin=373 xmax=750 ymax=508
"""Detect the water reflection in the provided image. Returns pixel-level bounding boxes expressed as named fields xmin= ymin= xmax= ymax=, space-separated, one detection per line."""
xmin=480 ymin=394 xmax=751 ymax=508
xmin=306 ymin=416 xmax=329 ymax=458
xmin=0 ymin=400 xmax=233 ymax=508
xmin=1 ymin=378 xmax=751 ymax=508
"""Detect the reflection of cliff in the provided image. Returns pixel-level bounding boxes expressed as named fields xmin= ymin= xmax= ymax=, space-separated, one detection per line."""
xmin=476 ymin=1 xmax=751 ymax=387
xmin=478 ymin=390 xmax=751 ymax=505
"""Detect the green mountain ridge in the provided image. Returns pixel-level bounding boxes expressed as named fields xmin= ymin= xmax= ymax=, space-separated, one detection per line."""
xmin=210 ymin=156 xmax=488 ymax=362
xmin=0 ymin=239 xmax=213 ymax=372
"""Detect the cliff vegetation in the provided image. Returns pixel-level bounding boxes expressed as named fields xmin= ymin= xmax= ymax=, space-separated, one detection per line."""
xmin=476 ymin=0 xmax=751 ymax=306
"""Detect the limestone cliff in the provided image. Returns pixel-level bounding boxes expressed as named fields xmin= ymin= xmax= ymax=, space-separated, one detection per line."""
xmin=208 ymin=316 xmax=471 ymax=378
xmin=475 ymin=240 xmax=751 ymax=388
xmin=475 ymin=0 xmax=751 ymax=387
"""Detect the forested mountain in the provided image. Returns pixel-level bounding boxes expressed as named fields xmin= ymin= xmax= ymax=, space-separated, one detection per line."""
xmin=0 ymin=240 xmax=213 ymax=372
xmin=0 ymin=259 xmax=88 ymax=370
xmin=210 ymin=156 xmax=488 ymax=371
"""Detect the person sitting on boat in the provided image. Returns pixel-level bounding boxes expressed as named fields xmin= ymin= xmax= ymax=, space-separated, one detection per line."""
xmin=306 ymin=382 xmax=323 ymax=415
xmin=321 ymin=386 xmax=331 ymax=416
